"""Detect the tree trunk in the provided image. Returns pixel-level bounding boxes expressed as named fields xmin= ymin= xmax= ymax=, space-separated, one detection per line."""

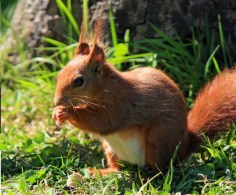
xmin=2 ymin=0 xmax=236 ymax=64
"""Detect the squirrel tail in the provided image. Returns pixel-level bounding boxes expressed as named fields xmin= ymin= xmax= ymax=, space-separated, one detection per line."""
xmin=179 ymin=68 xmax=236 ymax=159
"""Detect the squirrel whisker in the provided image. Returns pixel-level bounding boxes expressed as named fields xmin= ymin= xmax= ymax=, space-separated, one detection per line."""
xmin=68 ymin=99 xmax=81 ymax=119
xmin=72 ymin=97 xmax=106 ymax=109
xmin=70 ymin=95 xmax=107 ymax=103
xmin=103 ymin=89 xmax=121 ymax=104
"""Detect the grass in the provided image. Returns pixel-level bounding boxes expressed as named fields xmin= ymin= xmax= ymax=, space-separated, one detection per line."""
xmin=1 ymin=1 xmax=236 ymax=194
xmin=0 ymin=0 xmax=17 ymax=36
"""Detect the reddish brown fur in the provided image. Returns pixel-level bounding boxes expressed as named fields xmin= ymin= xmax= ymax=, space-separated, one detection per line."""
xmin=188 ymin=68 xmax=236 ymax=136
xmin=52 ymin=21 xmax=236 ymax=175
xmin=178 ymin=68 xmax=236 ymax=159
xmin=88 ymin=141 xmax=120 ymax=175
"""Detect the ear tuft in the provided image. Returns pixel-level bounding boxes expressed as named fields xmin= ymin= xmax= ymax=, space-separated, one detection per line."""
xmin=74 ymin=21 xmax=90 ymax=57
xmin=93 ymin=19 xmax=104 ymax=44
xmin=86 ymin=19 xmax=106 ymax=65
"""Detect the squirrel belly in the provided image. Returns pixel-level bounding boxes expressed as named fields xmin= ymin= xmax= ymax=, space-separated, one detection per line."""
xmin=100 ymin=128 xmax=146 ymax=166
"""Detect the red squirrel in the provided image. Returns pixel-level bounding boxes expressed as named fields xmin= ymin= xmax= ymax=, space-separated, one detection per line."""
xmin=52 ymin=21 xmax=236 ymax=175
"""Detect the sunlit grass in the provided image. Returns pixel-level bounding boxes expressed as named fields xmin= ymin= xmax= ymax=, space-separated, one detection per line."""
xmin=1 ymin=1 xmax=236 ymax=194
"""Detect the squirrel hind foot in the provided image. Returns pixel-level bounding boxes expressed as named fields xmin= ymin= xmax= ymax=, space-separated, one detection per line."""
xmin=88 ymin=167 xmax=120 ymax=176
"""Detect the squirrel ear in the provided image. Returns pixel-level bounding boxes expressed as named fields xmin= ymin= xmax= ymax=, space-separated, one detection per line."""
xmin=87 ymin=20 xmax=105 ymax=67
xmin=88 ymin=44 xmax=105 ymax=65
xmin=74 ymin=22 xmax=90 ymax=57
xmin=74 ymin=43 xmax=90 ymax=56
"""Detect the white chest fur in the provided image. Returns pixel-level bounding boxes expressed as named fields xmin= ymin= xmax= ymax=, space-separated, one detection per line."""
xmin=102 ymin=130 xmax=146 ymax=166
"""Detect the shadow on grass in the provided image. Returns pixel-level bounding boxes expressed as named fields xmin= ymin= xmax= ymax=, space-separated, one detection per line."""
xmin=2 ymin=135 xmax=159 ymax=194
xmin=2 ymin=138 xmax=103 ymax=179
xmin=2 ymin=129 xmax=235 ymax=194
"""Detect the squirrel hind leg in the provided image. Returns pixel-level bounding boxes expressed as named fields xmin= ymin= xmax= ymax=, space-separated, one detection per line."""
xmin=145 ymin=124 xmax=185 ymax=172
xmin=88 ymin=140 xmax=120 ymax=176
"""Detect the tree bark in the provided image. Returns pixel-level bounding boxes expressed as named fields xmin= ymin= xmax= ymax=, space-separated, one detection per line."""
xmin=2 ymin=0 xmax=236 ymax=64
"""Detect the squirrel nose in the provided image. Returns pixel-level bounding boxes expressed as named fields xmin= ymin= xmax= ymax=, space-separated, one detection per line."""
xmin=54 ymin=96 xmax=68 ymax=106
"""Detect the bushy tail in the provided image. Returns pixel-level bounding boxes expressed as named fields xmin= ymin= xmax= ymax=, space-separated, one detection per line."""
xmin=179 ymin=68 xmax=236 ymax=159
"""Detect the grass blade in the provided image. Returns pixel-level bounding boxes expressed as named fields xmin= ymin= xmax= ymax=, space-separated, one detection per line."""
xmin=83 ymin=0 xmax=89 ymax=31
xmin=56 ymin=0 xmax=79 ymax=35
xmin=218 ymin=15 xmax=227 ymax=66
xmin=109 ymin=5 xmax=118 ymax=47
xmin=43 ymin=37 xmax=67 ymax=47
xmin=204 ymin=45 xmax=220 ymax=77
xmin=101 ymin=178 xmax=117 ymax=195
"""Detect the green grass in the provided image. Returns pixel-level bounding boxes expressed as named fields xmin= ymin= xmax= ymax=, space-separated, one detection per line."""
xmin=1 ymin=89 xmax=236 ymax=194
xmin=0 ymin=0 xmax=17 ymax=36
xmin=1 ymin=1 xmax=236 ymax=194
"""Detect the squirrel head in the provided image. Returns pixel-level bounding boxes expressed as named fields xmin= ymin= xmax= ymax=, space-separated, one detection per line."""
xmin=54 ymin=20 xmax=108 ymax=106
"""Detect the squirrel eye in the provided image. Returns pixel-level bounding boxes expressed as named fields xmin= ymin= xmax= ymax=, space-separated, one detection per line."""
xmin=73 ymin=77 xmax=84 ymax=88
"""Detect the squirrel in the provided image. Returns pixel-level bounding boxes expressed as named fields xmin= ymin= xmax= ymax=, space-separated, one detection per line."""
xmin=52 ymin=21 xmax=236 ymax=175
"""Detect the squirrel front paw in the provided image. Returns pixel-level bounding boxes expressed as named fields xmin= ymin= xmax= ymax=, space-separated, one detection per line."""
xmin=52 ymin=106 xmax=68 ymax=126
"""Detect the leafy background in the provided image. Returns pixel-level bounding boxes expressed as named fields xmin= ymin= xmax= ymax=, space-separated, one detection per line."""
xmin=1 ymin=0 xmax=236 ymax=194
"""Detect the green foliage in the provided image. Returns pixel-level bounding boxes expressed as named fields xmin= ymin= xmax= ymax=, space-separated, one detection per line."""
xmin=132 ymin=16 xmax=235 ymax=99
xmin=56 ymin=0 xmax=80 ymax=37
xmin=1 ymin=1 xmax=236 ymax=194
xmin=0 ymin=0 xmax=18 ymax=34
